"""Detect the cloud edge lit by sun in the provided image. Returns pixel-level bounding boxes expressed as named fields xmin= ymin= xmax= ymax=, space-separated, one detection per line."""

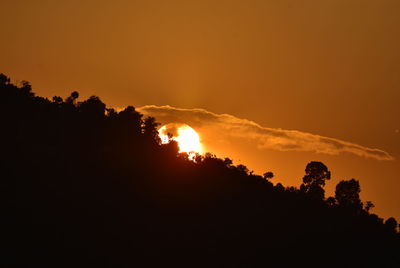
xmin=138 ymin=105 xmax=394 ymax=161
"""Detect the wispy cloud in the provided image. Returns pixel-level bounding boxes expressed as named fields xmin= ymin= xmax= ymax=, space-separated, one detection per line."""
xmin=138 ymin=105 xmax=394 ymax=161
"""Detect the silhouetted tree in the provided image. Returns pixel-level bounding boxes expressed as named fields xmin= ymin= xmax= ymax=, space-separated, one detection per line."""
xmin=20 ymin=80 xmax=34 ymax=97
xmin=66 ymin=91 xmax=79 ymax=104
xmin=300 ymin=161 xmax=331 ymax=199
xmin=116 ymin=106 xmax=143 ymax=136
xmin=263 ymin=171 xmax=274 ymax=180
xmin=0 ymin=73 xmax=10 ymax=84
xmin=364 ymin=201 xmax=375 ymax=213
xmin=52 ymin=96 xmax=63 ymax=104
xmin=384 ymin=217 xmax=398 ymax=233
xmin=236 ymin=164 xmax=249 ymax=174
xmin=335 ymin=179 xmax=362 ymax=210
xmin=78 ymin=95 xmax=106 ymax=118
xmin=275 ymin=182 xmax=284 ymax=192
xmin=223 ymin=157 xmax=233 ymax=167
xmin=286 ymin=186 xmax=297 ymax=193
xmin=142 ymin=116 xmax=161 ymax=145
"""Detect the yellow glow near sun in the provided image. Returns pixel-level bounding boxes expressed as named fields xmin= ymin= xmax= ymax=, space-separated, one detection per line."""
xmin=159 ymin=124 xmax=202 ymax=155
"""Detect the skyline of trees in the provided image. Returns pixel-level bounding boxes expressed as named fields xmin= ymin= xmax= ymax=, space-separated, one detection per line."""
xmin=3 ymin=73 xmax=399 ymax=267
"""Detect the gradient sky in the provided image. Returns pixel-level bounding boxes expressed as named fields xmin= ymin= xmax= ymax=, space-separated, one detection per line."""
xmin=1 ymin=0 xmax=399 ymax=219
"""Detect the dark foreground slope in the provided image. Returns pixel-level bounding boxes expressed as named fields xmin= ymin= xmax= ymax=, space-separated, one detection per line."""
xmin=2 ymin=74 xmax=399 ymax=267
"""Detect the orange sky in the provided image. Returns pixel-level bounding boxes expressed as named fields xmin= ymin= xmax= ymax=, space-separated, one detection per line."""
xmin=1 ymin=0 xmax=399 ymax=219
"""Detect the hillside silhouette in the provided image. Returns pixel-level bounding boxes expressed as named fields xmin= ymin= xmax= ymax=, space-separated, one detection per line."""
xmin=2 ymin=73 xmax=399 ymax=267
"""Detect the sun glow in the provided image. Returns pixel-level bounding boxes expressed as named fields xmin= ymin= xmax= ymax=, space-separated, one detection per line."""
xmin=159 ymin=124 xmax=202 ymax=155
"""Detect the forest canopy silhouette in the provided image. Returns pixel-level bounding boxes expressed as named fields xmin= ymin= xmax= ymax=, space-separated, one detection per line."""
xmin=3 ymin=73 xmax=398 ymax=267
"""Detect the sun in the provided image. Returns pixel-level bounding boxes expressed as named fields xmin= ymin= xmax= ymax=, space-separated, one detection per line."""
xmin=159 ymin=124 xmax=202 ymax=155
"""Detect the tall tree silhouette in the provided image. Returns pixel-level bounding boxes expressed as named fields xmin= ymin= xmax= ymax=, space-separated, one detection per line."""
xmin=143 ymin=116 xmax=161 ymax=144
xmin=263 ymin=171 xmax=274 ymax=180
xmin=0 ymin=73 xmax=10 ymax=84
xmin=335 ymin=179 xmax=362 ymax=210
xmin=78 ymin=95 xmax=106 ymax=118
xmin=66 ymin=90 xmax=79 ymax=104
xmin=300 ymin=161 xmax=331 ymax=199
xmin=384 ymin=217 xmax=398 ymax=233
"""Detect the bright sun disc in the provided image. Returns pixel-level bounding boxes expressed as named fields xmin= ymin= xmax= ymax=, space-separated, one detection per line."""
xmin=159 ymin=124 xmax=202 ymax=155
